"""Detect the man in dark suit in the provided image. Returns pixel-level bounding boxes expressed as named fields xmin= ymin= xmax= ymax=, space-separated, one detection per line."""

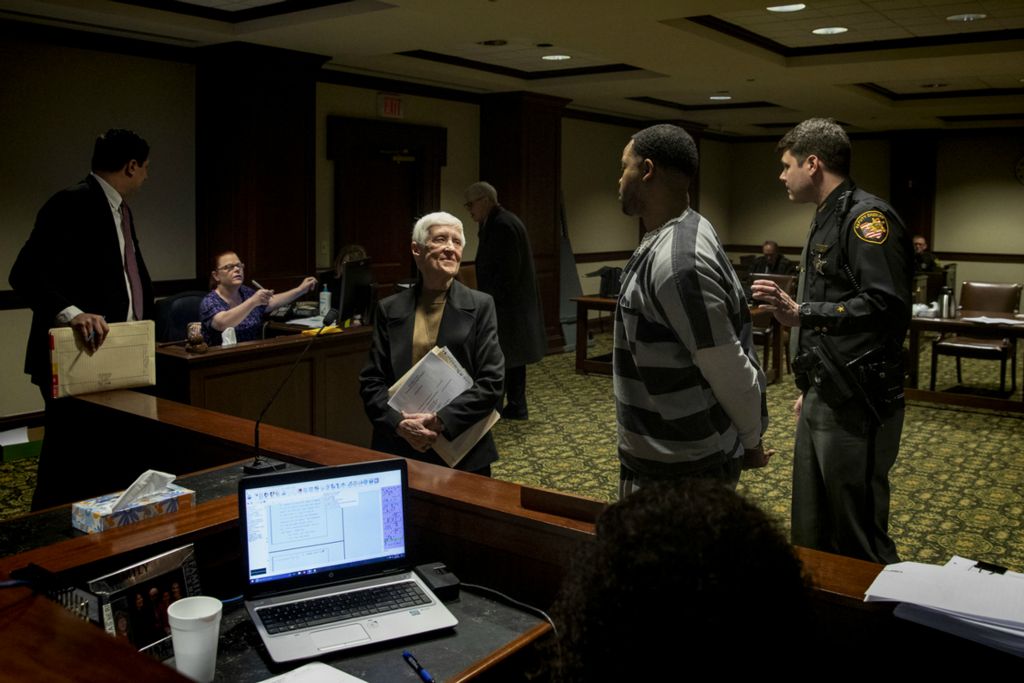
xmin=750 ymin=240 xmax=796 ymax=275
xmin=464 ymin=181 xmax=545 ymax=420
xmin=10 ymin=128 xmax=154 ymax=509
xmin=359 ymin=211 xmax=503 ymax=475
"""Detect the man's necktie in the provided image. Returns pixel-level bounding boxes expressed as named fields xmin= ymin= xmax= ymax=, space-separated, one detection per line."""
xmin=120 ymin=202 xmax=145 ymax=321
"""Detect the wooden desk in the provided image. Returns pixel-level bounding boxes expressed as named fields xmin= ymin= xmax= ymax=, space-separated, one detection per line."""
xmin=0 ymin=391 xmax=1012 ymax=676
xmin=906 ymin=310 xmax=1024 ymax=412
xmin=571 ymin=296 xmax=616 ymax=375
xmin=156 ymin=326 xmax=373 ymax=446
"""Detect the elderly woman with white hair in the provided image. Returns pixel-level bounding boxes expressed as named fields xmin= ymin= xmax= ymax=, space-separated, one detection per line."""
xmin=359 ymin=211 xmax=504 ymax=475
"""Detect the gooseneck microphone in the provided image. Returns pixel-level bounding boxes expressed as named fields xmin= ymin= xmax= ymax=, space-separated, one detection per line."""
xmin=244 ymin=309 xmax=339 ymax=474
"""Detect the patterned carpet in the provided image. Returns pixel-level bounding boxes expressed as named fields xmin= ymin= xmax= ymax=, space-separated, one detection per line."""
xmin=3 ymin=334 xmax=1022 ymax=572
xmin=492 ymin=332 xmax=1024 ymax=572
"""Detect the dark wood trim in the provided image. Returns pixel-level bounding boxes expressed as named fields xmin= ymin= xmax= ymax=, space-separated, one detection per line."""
xmin=906 ymin=389 xmax=1024 ymax=414
xmin=0 ymin=17 xmax=193 ymax=62
xmin=450 ymin=622 xmax=553 ymax=683
xmin=397 ymin=50 xmax=641 ymax=81
xmin=628 ymin=95 xmax=780 ymax=112
xmin=561 ymin=109 xmax=649 ymax=130
xmin=114 ymin=0 xmax=344 ymax=24
xmin=935 ymin=252 xmax=1024 ymax=264
xmin=0 ymin=411 xmax=44 ymax=431
xmin=153 ymin=278 xmax=205 ymax=297
xmin=317 ymin=68 xmax=483 ymax=105
xmin=0 ymin=291 xmax=26 ymax=311
xmin=1 ymin=279 xmax=205 ymax=311
xmin=857 ymin=82 xmax=1024 ymax=102
xmin=725 ymin=244 xmax=803 ymax=256
xmin=938 ymin=113 xmax=1024 ymax=124
xmin=574 ymin=250 xmax=634 ymax=264
xmin=686 ymin=15 xmax=1024 ymax=58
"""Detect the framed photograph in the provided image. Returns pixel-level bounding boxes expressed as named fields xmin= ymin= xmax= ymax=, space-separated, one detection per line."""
xmin=86 ymin=544 xmax=202 ymax=658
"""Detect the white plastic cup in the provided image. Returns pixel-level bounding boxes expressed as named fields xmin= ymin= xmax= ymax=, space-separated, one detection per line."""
xmin=167 ymin=596 xmax=223 ymax=682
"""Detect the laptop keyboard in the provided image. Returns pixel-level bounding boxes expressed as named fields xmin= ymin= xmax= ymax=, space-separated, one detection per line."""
xmin=257 ymin=581 xmax=431 ymax=634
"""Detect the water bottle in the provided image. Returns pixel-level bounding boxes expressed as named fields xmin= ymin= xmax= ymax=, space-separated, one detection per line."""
xmin=319 ymin=285 xmax=330 ymax=317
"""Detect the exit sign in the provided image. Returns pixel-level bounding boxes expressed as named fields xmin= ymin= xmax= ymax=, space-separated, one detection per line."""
xmin=378 ymin=93 xmax=403 ymax=119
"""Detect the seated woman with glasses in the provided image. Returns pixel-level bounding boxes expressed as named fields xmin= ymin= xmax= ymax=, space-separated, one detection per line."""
xmin=199 ymin=251 xmax=318 ymax=345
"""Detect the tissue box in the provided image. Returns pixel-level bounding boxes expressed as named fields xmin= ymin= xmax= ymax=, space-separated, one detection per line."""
xmin=71 ymin=484 xmax=195 ymax=534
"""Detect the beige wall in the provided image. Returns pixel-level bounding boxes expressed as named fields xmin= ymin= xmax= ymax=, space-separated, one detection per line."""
xmin=710 ymin=136 xmax=892 ymax=255
xmin=315 ymin=84 xmax=481 ymax=262
xmin=0 ymin=39 xmax=196 ymax=417
xmin=561 ymin=118 xmax=640 ymax=297
xmin=934 ymin=132 xmax=1024 ymax=294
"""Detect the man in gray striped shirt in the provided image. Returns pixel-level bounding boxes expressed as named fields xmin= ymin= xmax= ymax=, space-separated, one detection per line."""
xmin=615 ymin=124 xmax=768 ymax=496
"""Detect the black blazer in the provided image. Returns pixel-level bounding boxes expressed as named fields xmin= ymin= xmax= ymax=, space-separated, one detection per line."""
xmin=9 ymin=175 xmax=154 ymax=387
xmin=359 ymin=280 xmax=504 ymax=472
xmin=474 ymin=205 xmax=546 ymax=367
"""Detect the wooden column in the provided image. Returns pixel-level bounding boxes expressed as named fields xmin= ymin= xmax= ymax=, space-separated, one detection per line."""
xmin=889 ymin=131 xmax=937 ymax=242
xmin=195 ymin=43 xmax=328 ymax=290
xmin=479 ymin=92 xmax=571 ymax=351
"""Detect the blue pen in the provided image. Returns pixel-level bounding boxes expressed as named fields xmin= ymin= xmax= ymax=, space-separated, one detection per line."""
xmin=402 ymin=649 xmax=435 ymax=683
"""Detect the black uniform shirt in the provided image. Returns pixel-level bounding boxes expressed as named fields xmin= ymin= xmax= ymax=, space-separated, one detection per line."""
xmin=796 ymin=180 xmax=913 ymax=364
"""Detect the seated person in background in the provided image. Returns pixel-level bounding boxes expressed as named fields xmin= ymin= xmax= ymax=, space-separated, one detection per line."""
xmin=359 ymin=212 xmax=504 ymax=476
xmin=750 ymin=239 xmax=796 ymax=274
xmin=319 ymin=243 xmax=374 ymax=325
xmin=549 ymin=479 xmax=813 ymax=680
xmin=913 ymin=234 xmax=940 ymax=272
xmin=319 ymin=244 xmax=369 ymax=303
xmin=200 ymin=251 xmax=317 ymax=345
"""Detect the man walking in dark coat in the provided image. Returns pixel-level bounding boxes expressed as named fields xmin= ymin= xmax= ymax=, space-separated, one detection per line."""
xmin=464 ymin=182 xmax=546 ymax=419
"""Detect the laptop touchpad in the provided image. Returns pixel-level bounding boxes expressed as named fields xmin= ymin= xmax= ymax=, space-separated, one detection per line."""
xmin=312 ymin=624 xmax=371 ymax=651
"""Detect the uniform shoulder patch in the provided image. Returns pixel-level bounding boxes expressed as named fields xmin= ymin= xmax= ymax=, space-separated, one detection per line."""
xmin=853 ymin=210 xmax=889 ymax=244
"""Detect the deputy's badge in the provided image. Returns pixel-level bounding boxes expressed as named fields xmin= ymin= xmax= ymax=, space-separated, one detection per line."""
xmin=853 ymin=211 xmax=889 ymax=244
xmin=813 ymin=252 xmax=827 ymax=274
xmin=836 ymin=304 xmax=846 ymax=314
xmin=812 ymin=244 xmax=830 ymax=275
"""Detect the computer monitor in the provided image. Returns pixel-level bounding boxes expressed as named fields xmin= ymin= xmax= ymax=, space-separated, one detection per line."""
xmin=336 ymin=257 xmax=374 ymax=324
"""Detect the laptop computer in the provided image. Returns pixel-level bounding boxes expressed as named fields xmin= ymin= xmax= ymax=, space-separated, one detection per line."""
xmin=239 ymin=459 xmax=458 ymax=663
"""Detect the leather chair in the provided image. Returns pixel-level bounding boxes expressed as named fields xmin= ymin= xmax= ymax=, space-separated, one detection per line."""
xmin=930 ymin=281 xmax=1023 ymax=393
xmin=750 ymin=273 xmax=797 ymax=374
xmin=154 ymin=290 xmax=207 ymax=343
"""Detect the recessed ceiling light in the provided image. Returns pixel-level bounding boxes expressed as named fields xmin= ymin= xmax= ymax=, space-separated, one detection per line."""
xmin=709 ymin=94 xmax=733 ymax=101
xmin=946 ymin=13 xmax=986 ymax=22
xmin=766 ymin=3 xmax=806 ymax=12
xmin=812 ymin=26 xmax=848 ymax=35
xmin=541 ymin=54 xmax=571 ymax=61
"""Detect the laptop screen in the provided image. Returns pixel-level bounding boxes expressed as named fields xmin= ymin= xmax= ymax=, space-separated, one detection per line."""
xmin=241 ymin=462 xmax=408 ymax=589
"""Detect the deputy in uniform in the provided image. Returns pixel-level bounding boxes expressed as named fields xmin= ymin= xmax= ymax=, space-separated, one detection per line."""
xmin=752 ymin=118 xmax=912 ymax=564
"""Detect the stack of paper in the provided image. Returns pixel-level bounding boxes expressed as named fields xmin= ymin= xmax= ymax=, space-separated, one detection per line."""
xmin=387 ymin=346 xmax=500 ymax=467
xmin=865 ymin=556 xmax=1024 ymax=656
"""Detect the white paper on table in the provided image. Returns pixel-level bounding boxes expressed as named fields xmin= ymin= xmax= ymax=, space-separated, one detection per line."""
xmin=287 ymin=316 xmax=326 ymax=329
xmin=865 ymin=561 xmax=1024 ymax=629
xmin=0 ymin=427 xmax=29 ymax=448
xmin=960 ymin=316 xmax=1024 ymax=326
xmin=387 ymin=347 xmax=471 ymax=414
xmin=894 ymin=603 xmax=1024 ymax=657
xmin=259 ymin=662 xmax=367 ymax=682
